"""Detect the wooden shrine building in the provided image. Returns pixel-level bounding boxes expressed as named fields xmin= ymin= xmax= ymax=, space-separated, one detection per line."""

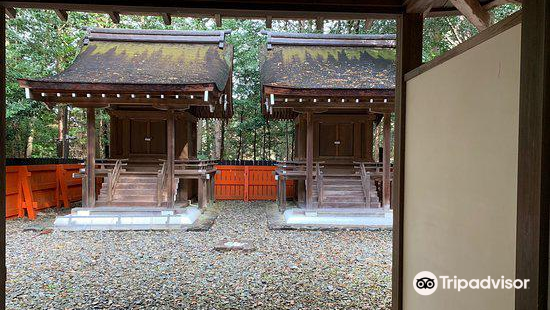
xmin=18 ymin=28 xmax=234 ymax=209
xmin=260 ymin=31 xmax=395 ymax=210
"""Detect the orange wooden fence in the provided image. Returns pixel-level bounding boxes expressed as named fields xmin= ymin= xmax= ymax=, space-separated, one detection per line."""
xmin=6 ymin=164 xmax=293 ymax=219
xmin=6 ymin=164 xmax=83 ymax=219
xmin=215 ymin=165 xmax=295 ymax=201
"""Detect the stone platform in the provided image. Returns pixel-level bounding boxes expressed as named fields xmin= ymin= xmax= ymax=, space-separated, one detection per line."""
xmin=54 ymin=206 xmax=201 ymax=231
xmin=268 ymin=205 xmax=392 ymax=230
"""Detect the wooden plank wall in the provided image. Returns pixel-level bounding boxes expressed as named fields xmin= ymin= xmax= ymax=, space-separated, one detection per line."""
xmin=5 ymin=164 xmax=91 ymax=219
xmin=215 ymin=165 xmax=295 ymax=201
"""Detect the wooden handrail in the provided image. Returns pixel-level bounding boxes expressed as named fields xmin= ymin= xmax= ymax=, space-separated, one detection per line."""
xmin=315 ymin=162 xmax=324 ymax=208
xmin=157 ymin=161 xmax=168 ymax=206
xmin=107 ymin=159 xmax=124 ymax=203
xmin=356 ymin=163 xmax=372 ymax=208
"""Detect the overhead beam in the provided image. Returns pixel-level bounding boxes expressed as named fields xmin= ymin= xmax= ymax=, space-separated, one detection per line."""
xmin=108 ymin=11 xmax=120 ymax=23
xmin=54 ymin=9 xmax=68 ymax=21
xmin=0 ymin=1 xmax=402 ymax=19
xmin=449 ymin=0 xmax=491 ymax=31
xmin=161 ymin=12 xmax=171 ymax=25
xmin=4 ymin=7 xmax=15 ymax=18
xmin=405 ymin=0 xmax=435 ymax=14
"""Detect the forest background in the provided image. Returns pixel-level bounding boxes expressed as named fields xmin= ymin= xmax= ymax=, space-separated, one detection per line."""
xmin=5 ymin=5 xmax=519 ymax=161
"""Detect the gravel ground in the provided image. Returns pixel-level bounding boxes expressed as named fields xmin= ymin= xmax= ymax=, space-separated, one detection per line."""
xmin=6 ymin=201 xmax=392 ymax=310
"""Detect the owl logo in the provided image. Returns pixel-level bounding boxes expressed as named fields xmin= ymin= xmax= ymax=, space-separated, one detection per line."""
xmin=413 ymin=271 xmax=438 ymax=295
xmin=415 ymin=277 xmax=435 ymax=289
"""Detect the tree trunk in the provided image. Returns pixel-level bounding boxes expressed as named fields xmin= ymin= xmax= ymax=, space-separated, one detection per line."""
xmin=213 ymin=119 xmax=222 ymax=159
xmin=237 ymin=111 xmax=244 ymax=160
xmin=25 ymin=121 xmax=35 ymax=158
xmin=220 ymin=120 xmax=225 ymax=160
xmin=291 ymin=123 xmax=295 ymax=160
xmin=197 ymin=119 xmax=204 ymax=157
xmin=62 ymin=105 xmax=69 ymax=158
xmin=266 ymin=120 xmax=272 ymax=160
xmin=262 ymin=124 xmax=266 ymax=159
xmin=57 ymin=107 xmax=63 ymax=157
xmin=285 ymin=121 xmax=289 ymax=161
xmin=253 ymin=128 xmax=257 ymax=161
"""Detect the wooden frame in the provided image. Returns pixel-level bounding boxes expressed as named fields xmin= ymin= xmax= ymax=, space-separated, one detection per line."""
xmin=1 ymin=2 xmax=548 ymax=310
xmin=515 ymin=0 xmax=549 ymax=309
xmin=392 ymin=12 xmax=423 ymax=310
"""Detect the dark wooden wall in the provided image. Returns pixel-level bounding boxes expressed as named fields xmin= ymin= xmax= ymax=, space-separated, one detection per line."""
xmin=295 ymin=113 xmax=375 ymax=163
xmin=108 ymin=109 xmax=197 ymax=160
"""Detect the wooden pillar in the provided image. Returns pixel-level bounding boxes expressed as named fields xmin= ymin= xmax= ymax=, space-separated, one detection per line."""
xmin=86 ymin=107 xmax=96 ymax=208
xmin=516 ymin=1 xmax=549 ymax=309
xmin=281 ymin=176 xmax=287 ymax=209
xmin=382 ymin=113 xmax=391 ymax=210
xmin=393 ymin=13 xmax=423 ymax=310
xmin=306 ymin=112 xmax=313 ymax=208
xmin=166 ymin=110 xmax=175 ymax=208
xmin=198 ymin=177 xmax=207 ymax=208
xmin=1 ymin=9 xmax=6 ymax=305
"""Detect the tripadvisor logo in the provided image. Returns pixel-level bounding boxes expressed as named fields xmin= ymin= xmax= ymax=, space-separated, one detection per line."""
xmin=413 ymin=271 xmax=530 ymax=296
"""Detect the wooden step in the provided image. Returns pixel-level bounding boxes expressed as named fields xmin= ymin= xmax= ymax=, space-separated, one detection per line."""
xmin=323 ymin=190 xmax=364 ymax=196
xmin=312 ymin=201 xmax=368 ymax=208
xmin=95 ymin=201 xmax=159 ymax=207
xmin=112 ymin=194 xmax=156 ymax=202
xmin=116 ymin=183 xmax=157 ymax=189
xmin=322 ymin=195 xmax=365 ymax=203
xmin=112 ymin=188 xmax=157 ymax=196
xmin=117 ymin=177 xmax=157 ymax=184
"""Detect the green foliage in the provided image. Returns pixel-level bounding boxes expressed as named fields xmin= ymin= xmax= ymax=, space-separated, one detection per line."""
xmin=5 ymin=7 xmax=520 ymax=159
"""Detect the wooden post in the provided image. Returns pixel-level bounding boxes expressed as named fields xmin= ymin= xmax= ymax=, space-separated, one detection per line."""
xmin=393 ymin=13 xmax=423 ymax=310
xmin=0 ymin=9 xmax=5 ymax=306
xmin=197 ymin=177 xmax=207 ymax=208
xmin=166 ymin=110 xmax=175 ymax=208
xmin=382 ymin=112 xmax=391 ymax=210
xmin=306 ymin=111 xmax=313 ymax=208
xmin=281 ymin=175 xmax=287 ymax=209
xmin=86 ymin=107 xmax=96 ymax=208
xmin=516 ymin=0 xmax=550 ymax=309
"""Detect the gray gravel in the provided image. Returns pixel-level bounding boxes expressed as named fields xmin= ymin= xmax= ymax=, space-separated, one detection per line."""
xmin=6 ymin=201 xmax=392 ymax=310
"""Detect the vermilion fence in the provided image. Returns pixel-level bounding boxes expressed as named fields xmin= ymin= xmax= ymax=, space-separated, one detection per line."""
xmin=6 ymin=163 xmax=293 ymax=219
xmin=215 ymin=165 xmax=295 ymax=201
xmin=6 ymin=164 xmax=84 ymax=219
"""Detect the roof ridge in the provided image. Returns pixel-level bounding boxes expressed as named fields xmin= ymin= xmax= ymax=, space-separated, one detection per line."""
xmin=84 ymin=28 xmax=232 ymax=48
xmin=261 ymin=31 xmax=396 ymax=49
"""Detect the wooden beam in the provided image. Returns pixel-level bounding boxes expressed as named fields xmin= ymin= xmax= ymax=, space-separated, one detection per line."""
xmin=166 ymin=109 xmax=175 ymax=208
xmin=306 ymin=111 xmax=313 ymax=208
xmin=392 ymin=13 xmax=423 ymax=310
xmin=214 ymin=13 xmax=222 ymax=27
xmin=382 ymin=112 xmax=391 ymax=210
xmin=266 ymin=15 xmax=272 ymax=28
xmin=516 ymin=0 xmax=549 ymax=309
xmin=86 ymin=107 xmax=96 ymax=208
xmin=405 ymin=0 xmax=435 ymax=14
xmin=54 ymin=9 xmax=68 ymax=21
xmin=108 ymin=11 xmax=120 ymax=23
xmin=161 ymin=12 xmax=171 ymax=25
xmin=449 ymin=0 xmax=491 ymax=31
xmin=315 ymin=17 xmax=324 ymax=32
xmin=0 ymin=9 xmax=6 ymax=308
xmin=4 ymin=7 xmax=15 ymax=19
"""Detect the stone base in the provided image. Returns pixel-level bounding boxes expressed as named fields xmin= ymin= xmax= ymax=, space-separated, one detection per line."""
xmin=54 ymin=206 xmax=201 ymax=231
xmin=284 ymin=208 xmax=393 ymax=227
